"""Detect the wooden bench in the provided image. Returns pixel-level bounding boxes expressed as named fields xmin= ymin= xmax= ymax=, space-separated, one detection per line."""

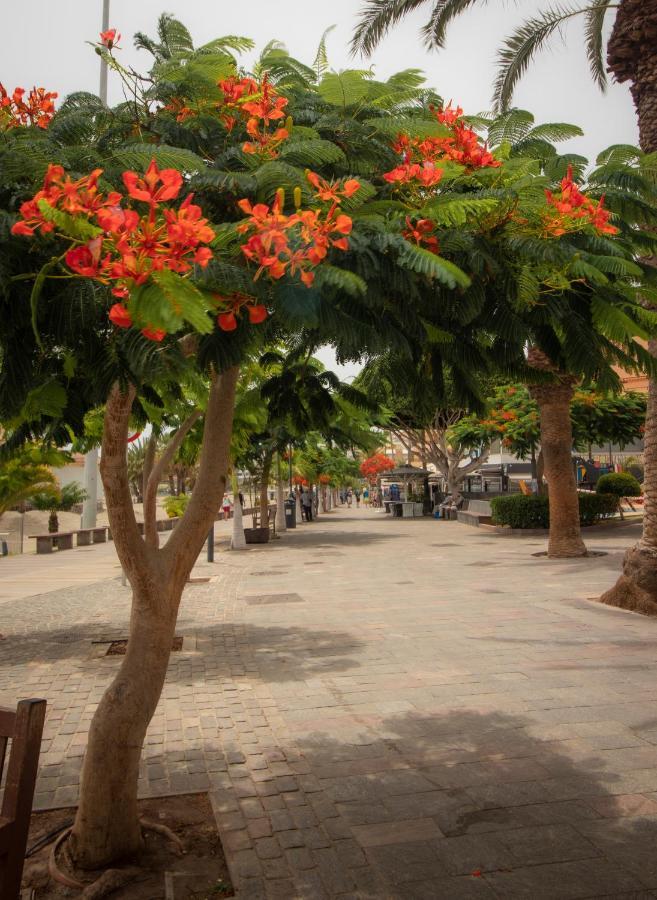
xmin=0 ymin=699 xmax=47 ymax=899
xmin=29 ymin=532 xmax=74 ymax=554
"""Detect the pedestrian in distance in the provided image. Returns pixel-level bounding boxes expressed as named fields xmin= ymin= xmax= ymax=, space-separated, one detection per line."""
xmin=301 ymin=486 xmax=313 ymax=521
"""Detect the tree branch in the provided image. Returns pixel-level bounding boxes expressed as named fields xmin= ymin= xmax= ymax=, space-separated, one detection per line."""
xmin=162 ymin=366 xmax=239 ymax=583
xmin=143 ymin=409 xmax=202 ymax=549
xmin=99 ymin=383 xmax=150 ymax=582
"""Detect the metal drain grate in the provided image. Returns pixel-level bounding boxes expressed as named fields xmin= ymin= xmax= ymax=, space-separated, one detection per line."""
xmin=244 ymin=593 xmax=304 ymax=605
xmin=106 ymin=635 xmax=183 ymax=656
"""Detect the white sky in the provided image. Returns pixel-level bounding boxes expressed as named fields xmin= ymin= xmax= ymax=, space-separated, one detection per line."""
xmin=4 ymin=1 xmax=639 ymax=378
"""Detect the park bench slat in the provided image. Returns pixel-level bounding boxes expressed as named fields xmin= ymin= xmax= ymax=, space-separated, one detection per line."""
xmin=0 ymin=698 xmax=47 ymax=899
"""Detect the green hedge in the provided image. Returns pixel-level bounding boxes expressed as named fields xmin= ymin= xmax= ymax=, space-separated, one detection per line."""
xmin=490 ymin=492 xmax=619 ymax=529
xmin=596 ymin=472 xmax=642 ymax=498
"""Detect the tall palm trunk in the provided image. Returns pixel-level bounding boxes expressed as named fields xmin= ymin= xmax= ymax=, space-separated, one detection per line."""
xmin=528 ymin=348 xmax=587 ymax=558
xmin=603 ymin=6 xmax=657 ymax=608
xmin=601 ymin=342 xmax=657 ymax=613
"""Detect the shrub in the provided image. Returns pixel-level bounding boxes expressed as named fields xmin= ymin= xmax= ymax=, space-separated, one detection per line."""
xmin=491 ymin=492 xmax=619 ymax=529
xmin=163 ymin=494 xmax=189 ymax=518
xmin=596 ymin=472 xmax=642 ymax=498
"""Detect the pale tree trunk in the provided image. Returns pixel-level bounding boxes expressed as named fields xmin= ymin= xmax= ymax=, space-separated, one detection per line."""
xmin=275 ymin=455 xmax=287 ymax=533
xmin=603 ymin=10 xmax=657 ymax=609
xmin=143 ymin=410 xmax=201 ymax=549
xmin=231 ymin=472 xmax=246 ymax=550
xmin=71 ymin=366 xmax=239 ymax=869
xmin=321 ymin=486 xmax=327 ymax=512
xmin=314 ymin=484 xmax=320 ymax=518
xmin=260 ymin=454 xmax=272 ymax=526
xmin=528 ymin=349 xmax=586 ymax=558
xmin=295 ymin=487 xmax=303 ymax=523
xmin=142 ymin=433 xmax=157 ymax=503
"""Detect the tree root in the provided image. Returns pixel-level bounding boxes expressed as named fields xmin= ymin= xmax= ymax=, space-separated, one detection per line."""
xmin=49 ymin=828 xmax=85 ymax=889
xmin=81 ymin=867 xmax=142 ymax=899
xmin=47 ymin=818 xmax=184 ymax=896
xmin=139 ymin=817 xmax=185 ymax=854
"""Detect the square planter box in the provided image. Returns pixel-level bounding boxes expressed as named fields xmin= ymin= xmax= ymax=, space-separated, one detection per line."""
xmin=244 ymin=527 xmax=270 ymax=544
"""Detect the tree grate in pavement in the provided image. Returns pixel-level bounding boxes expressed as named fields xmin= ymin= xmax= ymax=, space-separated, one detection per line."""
xmin=243 ymin=593 xmax=305 ymax=605
xmin=251 ymin=570 xmax=290 ymax=576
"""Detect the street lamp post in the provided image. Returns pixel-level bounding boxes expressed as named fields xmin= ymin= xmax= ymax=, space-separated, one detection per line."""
xmin=81 ymin=0 xmax=110 ymax=531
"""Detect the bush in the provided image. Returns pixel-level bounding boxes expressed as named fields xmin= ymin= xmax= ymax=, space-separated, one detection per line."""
xmin=491 ymin=492 xmax=619 ymax=529
xmin=163 ymin=494 xmax=189 ymax=518
xmin=596 ymin=471 xmax=642 ymax=498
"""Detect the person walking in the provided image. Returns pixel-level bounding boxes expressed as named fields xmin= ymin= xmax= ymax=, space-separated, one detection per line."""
xmin=347 ymin=488 xmax=353 ymax=508
xmin=363 ymin=487 xmax=369 ymax=506
xmin=301 ymin=486 xmax=313 ymax=522
xmin=355 ymin=488 xmax=361 ymax=508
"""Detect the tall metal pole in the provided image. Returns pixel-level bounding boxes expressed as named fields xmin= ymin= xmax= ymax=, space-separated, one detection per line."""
xmin=81 ymin=0 xmax=110 ymax=531
xmin=99 ymin=0 xmax=110 ymax=104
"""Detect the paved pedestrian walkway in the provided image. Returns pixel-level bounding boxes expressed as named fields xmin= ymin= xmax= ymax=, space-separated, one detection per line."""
xmin=2 ymin=509 xmax=657 ymax=897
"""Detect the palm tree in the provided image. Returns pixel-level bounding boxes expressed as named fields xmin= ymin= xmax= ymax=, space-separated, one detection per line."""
xmin=352 ymin=2 xmax=656 ymax=150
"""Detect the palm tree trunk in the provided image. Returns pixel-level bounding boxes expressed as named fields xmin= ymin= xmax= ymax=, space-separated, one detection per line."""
xmin=601 ymin=341 xmax=657 ymax=613
xmin=260 ymin=454 xmax=272 ymax=526
xmin=527 ymin=348 xmax=587 ymax=558
xmin=604 ymin=7 xmax=657 ymax=610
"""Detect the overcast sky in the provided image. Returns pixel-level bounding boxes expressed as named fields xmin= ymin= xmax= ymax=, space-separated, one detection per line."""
xmin=3 ymin=1 xmax=638 ymax=377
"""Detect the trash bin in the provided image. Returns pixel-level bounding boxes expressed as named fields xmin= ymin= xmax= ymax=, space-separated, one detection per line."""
xmin=284 ymin=499 xmax=296 ymax=529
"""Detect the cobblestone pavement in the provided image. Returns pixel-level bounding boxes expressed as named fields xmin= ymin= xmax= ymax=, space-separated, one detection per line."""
xmin=3 ymin=510 xmax=657 ymax=898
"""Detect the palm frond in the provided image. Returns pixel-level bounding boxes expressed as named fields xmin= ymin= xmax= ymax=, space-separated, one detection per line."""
xmin=314 ymin=26 xmax=336 ymax=81
xmin=493 ymin=4 xmax=592 ymax=113
xmin=351 ymin=0 xmax=429 ymax=56
xmin=584 ymin=4 xmax=610 ymax=92
xmin=422 ymin=0 xmax=490 ymax=49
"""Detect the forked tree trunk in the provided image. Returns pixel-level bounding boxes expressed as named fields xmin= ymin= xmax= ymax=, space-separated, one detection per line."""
xmin=70 ymin=366 xmax=239 ymax=869
xmin=603 ymin=7 xmax=657 ymax=610
xmin=528 ymin=349 xmax=587 ymax=558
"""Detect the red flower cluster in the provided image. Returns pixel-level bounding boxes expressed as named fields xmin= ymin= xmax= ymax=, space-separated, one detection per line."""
xmin=0 ymin=83 xmax=57 ymax=129
xmin=359 ymin=453 xmax=395 ymax=480
xmin=216 ymin=75 xmax=289 ymax=157
xmin=319 ymin=474 xmax=331 ymax=484
xmin=237 ymin=172 xmax=358 ymax=287
xmin=212 ymin=292 xmax=268 ymax=331
xmin=402 ymin=217 xmax=440 ymax=254
xmin=11 ymin=160 xmax=215 ymax=341
xmin=543 ymin=166 xmax=618 ymax=237
xmin=99 ymin=29 xmax=121 ymax=49
xmin=384 ymin=102 xmax=499 ymax=187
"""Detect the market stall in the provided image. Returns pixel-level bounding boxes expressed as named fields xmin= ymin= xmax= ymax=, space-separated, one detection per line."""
xmin=379 ymin=465 xmax=430 ymax=518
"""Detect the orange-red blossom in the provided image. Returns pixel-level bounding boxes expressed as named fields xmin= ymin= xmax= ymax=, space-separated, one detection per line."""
xmin=237 ymin=172 xmax=359 ymax=287
xmin=11 ymin=160 xmax=215 ymax=341
xmin=384 ymin=102 xmax=500 ymax=187
xmin=0 ymin=83 xmax=57 ymax=129
xmin=543 ymin=166 xmax=618 ymax=237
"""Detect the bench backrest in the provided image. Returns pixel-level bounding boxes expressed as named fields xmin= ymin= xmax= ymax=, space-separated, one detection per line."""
xmin=0 ymin=699 xmax=46 ymax=900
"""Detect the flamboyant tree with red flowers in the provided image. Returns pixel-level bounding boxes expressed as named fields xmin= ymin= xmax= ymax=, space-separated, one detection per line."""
xmin=3 ymin=13 xmax=657 ymax=879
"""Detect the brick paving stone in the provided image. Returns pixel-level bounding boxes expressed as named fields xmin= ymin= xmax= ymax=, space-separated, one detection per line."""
xmin=351 ymin=818 xmax=443 ymax=848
